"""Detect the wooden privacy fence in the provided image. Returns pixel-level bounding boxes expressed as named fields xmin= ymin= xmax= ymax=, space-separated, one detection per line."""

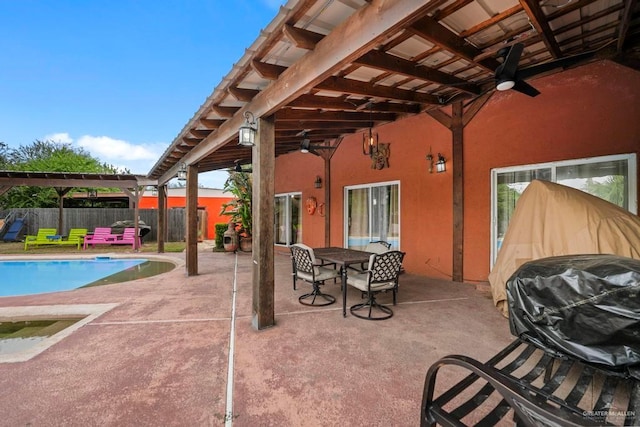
xmin=0 ymin=208 xmax=187 ymax=242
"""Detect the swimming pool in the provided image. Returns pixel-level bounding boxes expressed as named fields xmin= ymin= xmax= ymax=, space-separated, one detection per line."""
xmin=0 ymin=258 xmax=174 ymax=297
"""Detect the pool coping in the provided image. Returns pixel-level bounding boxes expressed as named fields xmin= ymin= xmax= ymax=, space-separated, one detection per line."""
xmin=0 ymin=252 xmax=184 ymax=267
xmin=0 ymin=303 xmax=119 ymax=363
xmin=0 ymin=254 xmax=183 ymax=363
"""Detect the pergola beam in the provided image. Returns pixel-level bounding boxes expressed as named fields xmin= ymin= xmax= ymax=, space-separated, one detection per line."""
xmin=158 ymin=0 xmax=438 ymax=182
xmin=519 ymin=0 xmax=563 ymax=58
xmin=354 ymin=50 xmax=482 ymax=94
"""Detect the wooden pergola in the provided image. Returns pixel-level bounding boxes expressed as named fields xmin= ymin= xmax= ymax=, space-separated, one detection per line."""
xmin=0 ymin=171 xmax=155 ymax=249
xmin=145 ymin=0 xmax=639 ymax=329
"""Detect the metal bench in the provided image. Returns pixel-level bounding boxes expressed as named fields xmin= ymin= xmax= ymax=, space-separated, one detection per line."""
xmin=421 ymin=339 xmax=640 ymax=426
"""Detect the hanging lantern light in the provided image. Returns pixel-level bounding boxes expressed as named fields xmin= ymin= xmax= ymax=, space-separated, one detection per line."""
xmin=362 ymin=102 xmax=379 ymax=157
xmin=238 ymin=111 xmax=257 ymax=146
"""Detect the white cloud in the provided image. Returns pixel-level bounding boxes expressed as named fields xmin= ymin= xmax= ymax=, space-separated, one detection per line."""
xmin=76 ymin=135 xmax=163 ymax=161
xmin=44 ymin=132 xmax=73 ymax=144
xmin=38 ymin=132 xmax=228 ymax=186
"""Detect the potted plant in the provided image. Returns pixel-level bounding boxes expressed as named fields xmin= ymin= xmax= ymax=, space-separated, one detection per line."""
xmin=220 ymin=169 xmax=252 ymax=251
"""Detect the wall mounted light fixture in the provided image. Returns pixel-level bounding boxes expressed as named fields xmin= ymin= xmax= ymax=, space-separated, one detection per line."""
xmin=362 ymin=102 xmax=379 ymax=157
xmin=436 ymin=153 xmax=447 ymax=173
xmin=177 ymin=163 xmax=187 ymax=181
xmin=238 ymin=111 xmax=257 ymax=146
xmin=314 ymin=175 xmax=322 ymax=188
xmin=426 ymin=147 xmax=434 ymax=173
xmin=88 ymin=189 xmax=98 ymax=199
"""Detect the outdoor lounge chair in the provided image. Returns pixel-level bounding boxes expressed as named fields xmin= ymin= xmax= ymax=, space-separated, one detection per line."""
xmin=53 ymin=228 xmax=87 ymax=249
xmin=24 ymin=228 xmax=58 ymax=250
xmin=115 ymin=227 xmax=140 ymax=249
xmin=83 ymin=227 xmax=117 ymax=249
xmin=290 ymin=243 xmax=339 ymax=306
xmin=346 ymin=250 xmax=405 ymax=320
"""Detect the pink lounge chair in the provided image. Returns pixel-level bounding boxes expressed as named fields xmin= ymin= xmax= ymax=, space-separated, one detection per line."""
xmin=83 ymin=227 xmax=117 ymax=249
xmin=116 ymin=227 xmax=140 ymax=249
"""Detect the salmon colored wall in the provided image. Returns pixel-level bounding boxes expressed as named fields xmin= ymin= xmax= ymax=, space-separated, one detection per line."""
xmin=275 ymin=60 xmax=640 ymax=281
xmin=463 ymin=60 xmax=640 ymax=282
xmin=139 ymin=195 xmax=233 ymax=240
xmin=274 ymin=112 xmax=454 ymax=278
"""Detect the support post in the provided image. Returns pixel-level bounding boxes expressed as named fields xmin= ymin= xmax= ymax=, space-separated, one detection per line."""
xmin=452 ymin=102 xmax=464 ymax=282
xmin=157 ymin=185 xmax=166 ymax=253
xmin=185 ymin=165 xmax=199 ymax=276
xmin=252 ymin=115 xmax=275 ymax=330
xmin=133 ymin=186 xmax=140 ymax=251
xmin=324 ymin=159 xmax=331 ymax=247
xmin=55 ymin=187 xmax=71 ymax=234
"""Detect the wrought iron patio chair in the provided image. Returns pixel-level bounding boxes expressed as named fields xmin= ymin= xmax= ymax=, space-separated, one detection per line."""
xmin=350 ymin=240 xmax=392 ymax=273
xmin=290 ymin=243 xmax=339 ymax=306
xmin=346 ymin=250 xmax=405 ymax=320
xmin=366 ymin=240 xmax=391 ymax=253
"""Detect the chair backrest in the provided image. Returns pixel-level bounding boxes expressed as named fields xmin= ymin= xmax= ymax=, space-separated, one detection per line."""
xmin=68 ymin=228 xmax=87 ymax=240
xmin=93 ymin=227 xmax=113 ymax=237
xmin=122 ymin=228 xmax=136 ymax=238
xmin=365 ymin=241 xmax=391 ymax=254
xmin=367 ymin=251 xmax=405 ymax=283
xmin=37 ymin=228 xmax=57 ymax=238
xmin=290 ymin=243 xmax=316 ymax=275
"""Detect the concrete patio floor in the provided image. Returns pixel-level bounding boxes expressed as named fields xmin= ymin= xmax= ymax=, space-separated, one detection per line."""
xmin=0 ymin=245 xmax=514 ymax=426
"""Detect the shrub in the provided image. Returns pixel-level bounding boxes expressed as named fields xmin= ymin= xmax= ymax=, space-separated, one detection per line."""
xmin=214 ymin=223 xmax=228 ymax=249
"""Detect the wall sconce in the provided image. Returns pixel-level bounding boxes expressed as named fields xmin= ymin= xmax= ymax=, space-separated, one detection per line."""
xmin=436 ymin=153 xmax=446 ymax=173
xmin=177 ymin=163 xmax=187 ymax=181
xmin=426 ymin=147 xmax=434 ymax=174
xmin=362 ymin=102 xmax=379 ymax=157
xmin=314 ymin=175 xmax=322 ymax=189
xmin=87 ymin=189 xmax=98 ymax=199
xmin=238 ymin=111 xmax=257 ymax=146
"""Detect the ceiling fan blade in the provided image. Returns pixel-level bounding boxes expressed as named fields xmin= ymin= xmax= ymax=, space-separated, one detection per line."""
xmin=233 ymin=160 xmax=252 ymax=173
xmin=517 ymin=50 xmax=597 ymax=80
xmin=499 ymin=43 xmax=524 ymax=79
xmin=512 ymin=80 xmax=540 ymax=97
xmin=309 ymin=149 xmax=321 ymax=156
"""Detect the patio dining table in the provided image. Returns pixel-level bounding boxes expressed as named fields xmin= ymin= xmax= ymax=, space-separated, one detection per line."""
xmin=313 ymin=247 xmax=374 ymax=317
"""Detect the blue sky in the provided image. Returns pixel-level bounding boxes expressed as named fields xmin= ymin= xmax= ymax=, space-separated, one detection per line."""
xmin=0 ymin=0 xmax=285 ymax=188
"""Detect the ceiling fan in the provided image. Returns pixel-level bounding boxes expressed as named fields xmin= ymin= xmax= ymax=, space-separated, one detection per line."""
xmin=231 ymin=159 xmax=252 ymax=173
xmin=494 ymin=42 xmax=597 ymax=97
xmin=299 ymin=132 xmax=336 ymax=156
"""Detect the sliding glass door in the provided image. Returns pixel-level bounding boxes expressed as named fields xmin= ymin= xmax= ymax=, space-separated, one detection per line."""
xmin=345 ymin=181 xmax=400 ymax=250
xmin=274 ymin=193 xmax=301 ymax=246
xmin=491 ymin=153 xmax=637 ymax=266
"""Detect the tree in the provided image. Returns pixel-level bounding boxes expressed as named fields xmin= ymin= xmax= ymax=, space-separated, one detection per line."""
xmin=583 ymin=176 xmax=626 ymax=208
xmin=219 ymin=170 xmax=252 ymax=237
xmin=0 ymin=142 xmax=10 ymax=168
xmin=0 ymin=140 xmax=124 ymax=209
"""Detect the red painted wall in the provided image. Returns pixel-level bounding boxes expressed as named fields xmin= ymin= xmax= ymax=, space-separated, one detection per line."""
xmin=463 ymin=60 xmax=640 ymax=282
xmin=139 ymin=192 xmax=233 ymax=240
xmin=274 ymin=60 xmax=640 ymax=282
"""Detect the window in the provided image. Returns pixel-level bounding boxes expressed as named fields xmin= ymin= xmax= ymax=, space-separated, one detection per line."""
xmin=490 ymin=153 xmax=637 ymax=266
xmin=344 ymin=181 xmax=400 ymax=250
xmin=274 ymin=193 xmax=301 ymax=246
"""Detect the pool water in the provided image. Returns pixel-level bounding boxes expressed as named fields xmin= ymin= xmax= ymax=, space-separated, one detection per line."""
xmin=0 ymin=319 xmax=81 ymax=355
xmin=0 ymin=258 xmax=174 ymax=297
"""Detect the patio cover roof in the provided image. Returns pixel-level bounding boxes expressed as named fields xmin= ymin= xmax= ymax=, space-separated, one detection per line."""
xmin=0 ymin=171 xmax=154 ymax=197
xmin=148 ymin=0 xmax=640 ymax=184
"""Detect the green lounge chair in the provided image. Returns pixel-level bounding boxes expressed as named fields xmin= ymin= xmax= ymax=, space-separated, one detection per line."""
xmin=53 ymin=228 xmax=88 ymax=249
xmin=24 ymin=228 xmax=58 ymax=250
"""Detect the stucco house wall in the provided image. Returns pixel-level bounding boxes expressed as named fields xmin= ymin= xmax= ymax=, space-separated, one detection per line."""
xmin=274 ymin=60 xmax=640 ymax=283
